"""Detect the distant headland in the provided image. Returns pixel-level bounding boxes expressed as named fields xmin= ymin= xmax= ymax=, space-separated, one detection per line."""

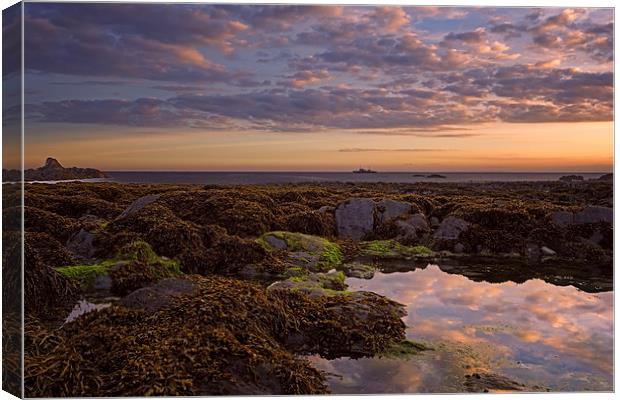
xmin=2 ymin=157 xmax=109 ymax=182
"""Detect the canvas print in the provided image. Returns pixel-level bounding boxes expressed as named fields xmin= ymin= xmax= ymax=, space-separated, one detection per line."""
xmin=1 ymin=2 xmax=614 ymax=397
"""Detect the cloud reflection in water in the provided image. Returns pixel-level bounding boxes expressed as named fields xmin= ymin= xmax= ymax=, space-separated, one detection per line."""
xmin=311 ymin=264 xmax=612 ymax=393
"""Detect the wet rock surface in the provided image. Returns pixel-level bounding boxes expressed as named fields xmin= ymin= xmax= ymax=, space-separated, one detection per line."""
xmin=335 ymin=198 xmax=375 ymax=240
xmin=66 ymin=228 xmax=96 ymax=259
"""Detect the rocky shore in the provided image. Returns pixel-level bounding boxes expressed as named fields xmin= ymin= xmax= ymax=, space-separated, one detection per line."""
xmin=2 ymin=157 xmax=108 ymax=182
xmin=4 ymin=178 xmax=612 ymax=395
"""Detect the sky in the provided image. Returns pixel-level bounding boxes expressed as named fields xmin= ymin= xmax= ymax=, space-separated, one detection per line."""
xmin=4 ymin=4 xmax=614 ymax=171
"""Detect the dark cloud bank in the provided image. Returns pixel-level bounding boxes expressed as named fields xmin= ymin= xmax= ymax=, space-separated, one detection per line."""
xmin=22 ymin=4 xmax=613 ymax=132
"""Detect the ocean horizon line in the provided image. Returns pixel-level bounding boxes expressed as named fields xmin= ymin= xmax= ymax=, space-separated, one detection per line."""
xmin=102 ymin=170 xmax=612 ymax=174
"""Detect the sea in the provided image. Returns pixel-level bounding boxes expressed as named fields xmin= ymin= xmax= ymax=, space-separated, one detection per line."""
xmin=21 ymin=171 xmax=610 ymax=185
xmin=98 ymin=171 xmax=608 ymax=185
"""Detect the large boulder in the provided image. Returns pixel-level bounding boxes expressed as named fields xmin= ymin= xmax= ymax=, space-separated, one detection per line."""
xmin=551 ymin=206 xmax=613 ymax=226
xmin=434 ymin=216 xmax=469 ymax=240
xmin=335 ymin=198 xmax=376 ymax=240
xmin=395 ymin=213 xmax=429 ymax=242
xmin=66 ymin=229 xmax=96 ymax=259
xmin=121 ymin=277 xmax=198 ymax=311
xmin=376 ymin=199 xmax=412 ymax=224
xmin=551 ymin=210 xmax=574 ymax=226
xmin=574 ymin=206 xmax=613 ymax=225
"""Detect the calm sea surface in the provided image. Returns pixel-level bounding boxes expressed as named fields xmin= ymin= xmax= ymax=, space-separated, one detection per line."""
xmin=98 ymin=171 xmax=609 ymax=185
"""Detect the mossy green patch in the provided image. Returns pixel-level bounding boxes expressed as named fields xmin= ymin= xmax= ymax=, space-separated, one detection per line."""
xmin=411 ymin=245 xmax=433 ymax=256
xmin=118 ymin=240 xmax=181 ymax=276
xmin=56 ymin=241 xmax=181 ymax=288
xmin=320 ymin=241 xmax=344 ymax=268
xmin=268 ymin=270 xmax=348 ymax=297
xmin=258 ymin=231 xmax=344 ymax=270
xmin=55 ymin=263 xmax=112 ymax=286
xmin=361 ymin=240 xmax=434 ymax=259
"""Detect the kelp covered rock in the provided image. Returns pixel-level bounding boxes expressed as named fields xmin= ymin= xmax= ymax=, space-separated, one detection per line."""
xmin=274 ymin=289 xmax=408 ymax=359
xmin=56 ymin=241 xmax=181 ymax=295
xmin=23 ymin=232 xmax=79 ymax=317
xmin=267 ymin=270 xmax=347 ymax=297
xmin=258 ymin=231 xmax=343 ymax=272
xmin=25 ymin=275 xmax=337 ymax=396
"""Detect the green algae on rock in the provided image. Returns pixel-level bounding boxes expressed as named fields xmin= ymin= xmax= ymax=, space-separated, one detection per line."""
xmin=268 ymin=270 xmax=348 ymax=297
xmin=258 ymin=231 xmax=344 ymax=271
xmin=56 ymin=241 xmax=181 ymax=294
xmin=342 ymin=262 xmax=376 ymax=279
xmin=361 ymin=240 xmax=434 ymax=259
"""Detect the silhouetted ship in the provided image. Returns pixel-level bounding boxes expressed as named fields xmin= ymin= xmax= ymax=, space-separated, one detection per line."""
xmin=353 ymin=168 xmax=377 ymax=174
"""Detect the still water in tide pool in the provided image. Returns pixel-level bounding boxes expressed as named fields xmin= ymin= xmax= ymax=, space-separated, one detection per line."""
xmin=309 ymin=264 xmax=613 ymax=393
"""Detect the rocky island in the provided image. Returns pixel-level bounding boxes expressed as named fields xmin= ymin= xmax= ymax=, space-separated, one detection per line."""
xmin=2 ymin=157 xmax=109 ymax=182
xmin=3 ymin=178 xmax=612 ymax=396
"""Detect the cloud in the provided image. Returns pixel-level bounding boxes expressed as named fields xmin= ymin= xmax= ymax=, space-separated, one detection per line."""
xmin=21 ymin=5 xmax=614 ymax=133
xmin=24 ymin=4 xmax=253 ymax=82
xmin=280 ymin=70 xmax=332 ymax=88
xmin=369 ymin=6 xmax=411 ymax=32
xmin=2 ymin=4 xmax=21 ymax=77
xmin=26 ymin=56 xmax=613 ymax=131
xmin=225 ymin=5 xmax=343 ymax=31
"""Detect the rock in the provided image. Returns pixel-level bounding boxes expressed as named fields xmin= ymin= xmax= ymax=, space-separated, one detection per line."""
xmin=342 ymin=262 xmax=375 ymax=279
xmin=120 ymin=278 xmax=198 ymax=311
xmin=4 ymin=157 xmax=109 ymax=182
xmin=258 ymin=231 xmax=343 ymax=271
xmin=559 ymin=175 xmax=584 ymax=182
xmin=376 ymin=199 xmax=412 ymax=223
xmin=277 ymin=289 xmax=408 ymax=359
xmin=264 ymin=235 xmax=287 ymax=250
xmin=118 ymin=194 xmax=161 ymax=219
xmin=335 ymin=198 xmax=376 ymax=240
xmin=574 ymin=206 xmax=613 ymax=225
xmin=588 ymin=230 xmax=604 ymax=245
xmin=66 ymin=228 xmax=96 ymax=259
xmin=464 ymin=372 xmax=530 ymax=393
xmin=64 ymin=300 xmax=111 ymax=324
xmin=267 ymin=270 xmax=347 ymax=297
xmin=434 ymin=216 xmax=469 ymax=240
xmin=453 ymin=243 xmax=465 ymax=254
xmin=317 ymin=205 xmax=335 ymax=214
xmin=541 ymin=246 xmax=556 ymax=256
xmin=552 ymin=206 xmax=613 ymax=226
xmin=361 ymin=240 xmax=433 ymax=258
xmin=525 ymin=243 xmax=541 ymax=260
xmin=93 ymin=275 xmax=112 ymax=291
xmin=395 ymin=213 xmax=430 ymax=239
xmin=551 ymin=211 xmax=574 ymax=226
xmin=430 ymin=216 xmax=440 ymax=227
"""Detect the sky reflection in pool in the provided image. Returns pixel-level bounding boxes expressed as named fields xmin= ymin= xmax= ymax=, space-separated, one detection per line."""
xmin=310 ymin=264 xmax=613 ymax=393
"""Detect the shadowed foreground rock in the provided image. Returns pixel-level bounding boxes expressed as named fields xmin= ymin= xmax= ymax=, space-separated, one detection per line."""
xmin=25 ymin=275 xmax=408 ymax=397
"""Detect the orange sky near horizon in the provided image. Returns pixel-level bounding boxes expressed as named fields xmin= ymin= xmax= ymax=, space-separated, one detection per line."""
xmin=22 ymin=120 xmax=613 ymax=172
